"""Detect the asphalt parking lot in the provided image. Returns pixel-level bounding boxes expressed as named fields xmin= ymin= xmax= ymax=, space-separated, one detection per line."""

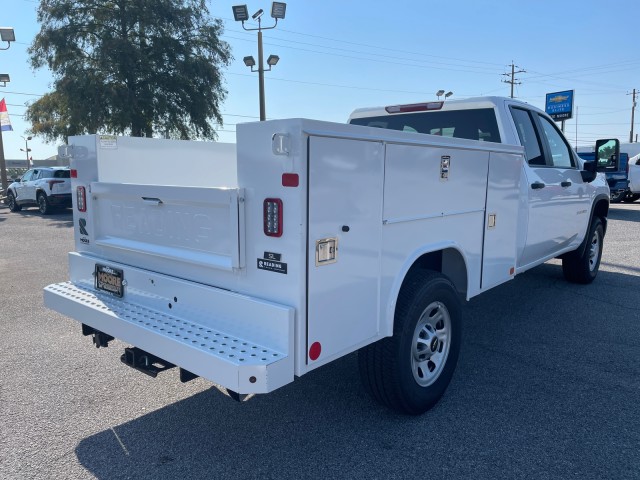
xmin=1 ymin=203 xmax=639 ymax=480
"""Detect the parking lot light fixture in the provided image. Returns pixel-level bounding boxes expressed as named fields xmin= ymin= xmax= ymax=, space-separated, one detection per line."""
xmin=20 ymin=135 xmax=33 ymax=166
xmin=232 ymin=5 xmax=249 ymax=22
xmin=0 ymin=73 xmax=9 ymax=87
xmin=271 ymin=2 xmax=286 ymax=19
xmin=0 ymin=27 xmax=15 ymax=50
xmin=232 ymin=3 xmax=286 ymax=121
xmin=445 ymin=91 xmax=453 ymax=100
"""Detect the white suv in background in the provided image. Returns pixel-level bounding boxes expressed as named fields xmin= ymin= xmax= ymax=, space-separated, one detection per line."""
xmin=6 ymin=167 xmax=72 ymax=214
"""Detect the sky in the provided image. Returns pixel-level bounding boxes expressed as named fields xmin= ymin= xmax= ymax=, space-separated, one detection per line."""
xmin=1 ymin=0 xmax=639 ymax=161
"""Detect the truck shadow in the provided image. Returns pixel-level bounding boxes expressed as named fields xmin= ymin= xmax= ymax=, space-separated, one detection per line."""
xmin=608 ymin=205 xmax=640 ymax=223
xmin=74 ymin=263 xmax=640 ymax=480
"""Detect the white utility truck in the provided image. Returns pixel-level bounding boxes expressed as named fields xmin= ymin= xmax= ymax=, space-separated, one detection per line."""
xmin=45 ymin=97 xmax=617 ymax=414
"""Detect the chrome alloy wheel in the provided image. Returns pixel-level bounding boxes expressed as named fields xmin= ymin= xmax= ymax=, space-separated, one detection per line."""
xmin=411 ymin=301 xmax=451 ymax=387
xmin=588 ymin=228 xmax=601 ymax=272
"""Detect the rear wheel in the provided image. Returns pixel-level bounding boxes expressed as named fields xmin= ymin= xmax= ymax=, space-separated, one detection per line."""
xmin=7 ymin=191 xmax=21 ymax=212
xmin=37 ymin=192 xmax=52 ymax=215
xmin=358 ymin=271 xmax=462 ymax=415
xmin=562 ymin=217 xmax=604 ymax=284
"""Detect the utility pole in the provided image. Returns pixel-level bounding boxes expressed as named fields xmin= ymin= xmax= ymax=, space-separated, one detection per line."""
xmin=630 ymin=88 xmax=637 ymax=143
xmin=502 ymin=62 xmax=525 ymax=99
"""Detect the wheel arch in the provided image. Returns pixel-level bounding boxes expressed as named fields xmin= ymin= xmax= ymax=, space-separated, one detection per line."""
xmin=384 ymin=244 xmax=469 ymax=336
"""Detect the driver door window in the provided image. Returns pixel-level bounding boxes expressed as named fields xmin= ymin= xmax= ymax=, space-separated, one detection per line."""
xmin=537 ymin=115 xmax=575 ymax=168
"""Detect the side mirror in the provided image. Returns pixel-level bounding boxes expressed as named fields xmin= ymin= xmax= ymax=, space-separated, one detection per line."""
xmin=595 ymin=138 xmax=620 ymax=172
xmin=581 ymin=161 xmax=597 ymax=182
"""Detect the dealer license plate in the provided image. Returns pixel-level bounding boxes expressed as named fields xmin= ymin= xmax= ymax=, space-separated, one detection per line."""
xmin=95 ymin=264 xmax=124 ymax=297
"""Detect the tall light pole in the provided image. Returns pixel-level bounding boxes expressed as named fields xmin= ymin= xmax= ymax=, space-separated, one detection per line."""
xmin=232 ymin=3 xmax=286 ymax=121
xmin=20 ymin=135 xmax=32 ymax=167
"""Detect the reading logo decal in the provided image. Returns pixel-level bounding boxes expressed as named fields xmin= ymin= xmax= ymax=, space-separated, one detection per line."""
xmin=257 ymin=252 xmax=287 ymax=274
xmin=79 ymin=218 xmax=90 ymax=244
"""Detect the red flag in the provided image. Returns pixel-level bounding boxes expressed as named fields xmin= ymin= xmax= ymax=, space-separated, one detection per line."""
xmin=0 ymin=98 xmax=12 ymax=132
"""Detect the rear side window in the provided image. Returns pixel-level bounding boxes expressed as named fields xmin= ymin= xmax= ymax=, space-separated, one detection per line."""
xmin=53 ymin=170 xmax=71 ymax=178
xmin=350 ymin=108 xmax=501 ymax=143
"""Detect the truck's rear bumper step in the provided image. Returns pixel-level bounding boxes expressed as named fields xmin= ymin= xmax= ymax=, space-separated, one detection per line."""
xmin=44 ymin=281 xmax=294 ymax=394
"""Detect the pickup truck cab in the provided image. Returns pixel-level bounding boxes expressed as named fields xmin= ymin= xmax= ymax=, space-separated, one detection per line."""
xmin=44 ymin=97 xmax=615 ymax=414
xmin=626 ymin=153 xmax=640 ymax=202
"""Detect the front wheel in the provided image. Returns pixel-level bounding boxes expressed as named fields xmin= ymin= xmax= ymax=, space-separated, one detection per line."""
xmin=358 ymin=271 xmax=462 ymax=415
xmin=7 ymin=191 xmax=21 ymax=212
xmin=562 ymin=217 xmax=604 ymax=284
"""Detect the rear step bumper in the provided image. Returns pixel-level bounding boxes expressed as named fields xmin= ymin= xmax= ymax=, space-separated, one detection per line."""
xmin=44 ymin=273 xmax=294 ymax=394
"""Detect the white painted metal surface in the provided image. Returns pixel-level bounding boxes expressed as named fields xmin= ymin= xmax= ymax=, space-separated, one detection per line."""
xmin=629 ymin=154 xmax=640 ymax=193
xmin=45 ymin=252 xmax=294 ymax=393
xmin=306 ymin=135 xmax=384 ymax=366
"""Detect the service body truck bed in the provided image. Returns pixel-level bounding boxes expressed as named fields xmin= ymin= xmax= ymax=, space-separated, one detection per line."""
xmin=45 ymin=97 xmax=614 ymax=414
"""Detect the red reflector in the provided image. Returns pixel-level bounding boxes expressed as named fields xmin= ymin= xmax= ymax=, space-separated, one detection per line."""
xmin=263 ymin=198 xmax=283 ymax=237
xmin=70 ymin=169 xmax=78 ymax=178
xmin=77 ymin=186 xmax=87 ymax=212
xmin=309 ymin=342 xmax=322 ymax=361
xmin=282 ymin=173 xmax=299 ymax=187
xmin=385 ymin=101 xmax=444 ymax=114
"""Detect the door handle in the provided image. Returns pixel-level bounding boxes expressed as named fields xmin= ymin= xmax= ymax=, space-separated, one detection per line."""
xmin=142 ymin=197 xmax=163 ymax=206
xmin=531 ymin=182 xmax=545 ymax=190
xmin=561 ymin=181 xmax=572 ymax=187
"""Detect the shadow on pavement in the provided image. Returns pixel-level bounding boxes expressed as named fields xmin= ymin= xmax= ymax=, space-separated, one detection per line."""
xmin=1 ymin=205 xmax=73 ymax=227
xmin=608 ymin=206 xmax=640 ymax=223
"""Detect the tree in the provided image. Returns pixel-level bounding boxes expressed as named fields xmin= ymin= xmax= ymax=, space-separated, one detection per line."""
xmin=27 ymin=0 xmax=231 ymax=142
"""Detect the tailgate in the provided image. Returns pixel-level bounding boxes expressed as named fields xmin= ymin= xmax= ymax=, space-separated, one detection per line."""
xmin=89 ymin=182 xmax=244 ymax=272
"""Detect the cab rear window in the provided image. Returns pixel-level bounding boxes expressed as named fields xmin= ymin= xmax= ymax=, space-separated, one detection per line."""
xmin=350 ymin=108 xmax=501 ymax=143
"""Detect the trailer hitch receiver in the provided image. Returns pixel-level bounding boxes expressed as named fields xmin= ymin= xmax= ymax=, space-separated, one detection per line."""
xmin=120 ymin=347 xmax=175 ymax=378
xmin=82 ymin=324 xmax=114 ymax=348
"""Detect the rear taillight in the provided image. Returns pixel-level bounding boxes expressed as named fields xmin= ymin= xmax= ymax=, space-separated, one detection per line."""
xmin=47 ymin=179 xmax=64 ymax=191
xmin=77 ymin=186 xmax=87 ymax=212
xmin=263 ymin=198 xmax=283 ymax=237
xmin=70 ymin=169 xmax=78 ymax=178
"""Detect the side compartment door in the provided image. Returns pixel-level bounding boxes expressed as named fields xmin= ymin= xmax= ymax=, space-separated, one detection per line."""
xmin=511 ymin=107 xmax=589 ymax=267
xmin=306 ymin=136 xmax=384 ymax=366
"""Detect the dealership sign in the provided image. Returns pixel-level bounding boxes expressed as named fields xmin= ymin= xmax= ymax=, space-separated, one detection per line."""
xmin=545 ymin=90 xmax=574 ymax=121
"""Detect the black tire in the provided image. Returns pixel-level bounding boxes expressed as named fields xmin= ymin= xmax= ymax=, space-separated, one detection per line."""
xmin=623 ymin=193 xmax=640 ymax=203
xmin=562 ymin=217 xmax=604 ymax=284
xmin=7 ymin=191 xmax=21 ymax=212
xmin=610 ymin=190 xmax=625 ymax=203
xmin=37 ymin=192 xmax=52 ymax=215
xmin=358 ymin=270 xmax=462 ymax=415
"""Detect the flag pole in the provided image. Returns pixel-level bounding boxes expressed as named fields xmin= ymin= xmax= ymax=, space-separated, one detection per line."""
xmin=0 ymin=98 xmax=13 ymax=196
xmin=0 ymin=128 xmax=8 ymax=195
